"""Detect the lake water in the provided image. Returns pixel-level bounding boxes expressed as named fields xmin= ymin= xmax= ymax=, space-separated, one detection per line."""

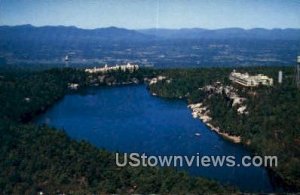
xmin=35 ymin=85 xmax=278 ymax=192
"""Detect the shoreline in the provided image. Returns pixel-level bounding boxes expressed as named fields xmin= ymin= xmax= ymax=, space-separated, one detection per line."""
xmin=188 ymin=103 xmax=241 ymax=143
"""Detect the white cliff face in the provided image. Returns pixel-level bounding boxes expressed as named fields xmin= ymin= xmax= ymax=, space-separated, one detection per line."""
xmin=68 ymin=83 xmax=79 ymax=90
xmin=188 ymin=103 xmax=212 ymax=122
xmin=237 ymin=106 xmax=248 ymax=114
xmin=149 ymin=78 xmax=158 ymax=85
xmin=188 ymin=101 xmax=241 ymax=143
xmin=149 ymin=75 xmax=167 ymax=85
xmin=200 ymin=82 xmax=248 ymax=115
xmin=187 ymin=81 xmax=251 ymax=143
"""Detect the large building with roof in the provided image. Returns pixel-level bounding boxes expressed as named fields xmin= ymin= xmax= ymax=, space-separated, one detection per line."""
xmin=229 ymin=70 xmax=273 ymax=87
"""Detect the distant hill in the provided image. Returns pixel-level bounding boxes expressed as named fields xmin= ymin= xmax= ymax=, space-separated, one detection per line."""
xmin=0 ymin=24 xmax=154 ymax=43
xmin=0 ymin=25 xmax=299 ymax=67
xmin=138 ymin=28 xmax=300 ymax=40
xmin=1 ymin=25 xmax=299 ymax=43
xmin=0 ymin=25 xmax=155 ymax=63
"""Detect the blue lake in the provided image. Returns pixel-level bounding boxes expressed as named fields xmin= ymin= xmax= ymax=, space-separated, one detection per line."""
xmin=35 ymin=85 xmax=278 ymax=192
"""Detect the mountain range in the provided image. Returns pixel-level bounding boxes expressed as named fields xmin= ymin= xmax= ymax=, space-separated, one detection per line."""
xmin=139 ymin=28 xmax=300 ymax=40
xmin=0 ymin=25 xmax=299 ymax=67
xmin=0 ymin=25 xmax=154 ymax=43
xmin=1 ymin=25 xmax=300 ymax=41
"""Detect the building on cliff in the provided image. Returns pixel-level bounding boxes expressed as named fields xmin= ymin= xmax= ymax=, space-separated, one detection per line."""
xmin=229 ymin=70 xmax=273 ymax=87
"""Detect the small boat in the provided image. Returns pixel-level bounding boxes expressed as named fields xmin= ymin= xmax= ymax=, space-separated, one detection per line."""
xmin=195 ymin=133 xmax=201 ymax=137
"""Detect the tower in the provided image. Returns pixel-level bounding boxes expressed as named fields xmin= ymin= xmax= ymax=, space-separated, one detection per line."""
xmin=278 ymin=70 xmax=282 ymax=84
xmin=64 ymin=54 xmax=69 ymax=67
xmin=297 ymin=56 xmax=300 ymax=89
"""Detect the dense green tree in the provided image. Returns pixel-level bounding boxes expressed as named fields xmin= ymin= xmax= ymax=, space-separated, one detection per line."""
xmin=0 ymin=67 xmax=235 ymax=193
xmin=150 ymin=66 xmax=300 ymax=189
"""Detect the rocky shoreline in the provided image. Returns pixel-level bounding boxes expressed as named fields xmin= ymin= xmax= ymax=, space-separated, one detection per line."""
xmin=188 ymin=103 xmax=241 ymax=143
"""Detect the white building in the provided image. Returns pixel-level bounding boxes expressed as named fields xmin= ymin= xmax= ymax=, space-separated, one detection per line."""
xmin=229 ymin=70 xmax=273 ymax=87
xmin=85 ymin=63 xmax=139 ymax=74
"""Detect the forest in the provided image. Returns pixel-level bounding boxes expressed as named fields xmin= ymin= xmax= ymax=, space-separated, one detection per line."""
xmin=149 ymin=66 xmax=300 ymax=190
xmin=0 ymin=67 xmax=235 ymax=194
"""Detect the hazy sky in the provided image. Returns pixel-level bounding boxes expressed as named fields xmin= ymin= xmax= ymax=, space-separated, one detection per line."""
xmin=0 ymin=0 xmax=299 ymax=29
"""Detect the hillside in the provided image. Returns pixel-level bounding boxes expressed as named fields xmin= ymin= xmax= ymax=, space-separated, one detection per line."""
xmin=149 ymin=67 xmax=300 ymax=190
xmin=139 ymin=28 xmax=300 ymax=40
xmin=0 ymin=67 xmax=235 ymax=194
xmin=0 ymin=25 xmax=154 ymax=42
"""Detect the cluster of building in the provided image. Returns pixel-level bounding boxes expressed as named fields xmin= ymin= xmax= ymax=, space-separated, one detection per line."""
xmin=229 ymin=70 xmax=273 ymax=87
xmin=85 ymin=63 xmax=139 ymax=74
